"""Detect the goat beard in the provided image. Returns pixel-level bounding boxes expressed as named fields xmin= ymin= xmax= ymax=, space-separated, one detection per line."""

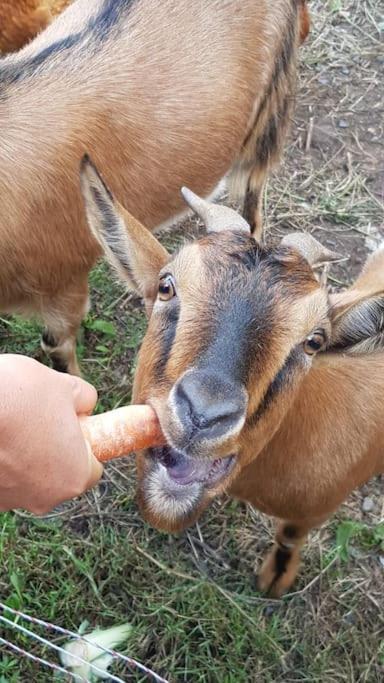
xmin=136 ymin=467 xmax=215 ymax=533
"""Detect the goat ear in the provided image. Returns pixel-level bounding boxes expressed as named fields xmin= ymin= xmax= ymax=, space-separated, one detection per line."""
xmin=80 ymin=155 xmax=169 ymax=307
xmin=330 ymin=244 xmax=384 ymax=320
xmin=280 ymin=233 xmax=342 ymax=267
xmin=329 ymin=244 xmax=384 ymax=353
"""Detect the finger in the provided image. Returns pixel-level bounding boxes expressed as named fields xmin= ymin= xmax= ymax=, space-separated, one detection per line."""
xmin=83 ymin=440 xmax=104 ymax=487
xmin=68 ymin=375 xmax=98 ymax=415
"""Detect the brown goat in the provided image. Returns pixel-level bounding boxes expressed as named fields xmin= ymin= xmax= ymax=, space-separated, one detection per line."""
xmin=81 ymin=158 xmax=384 ymax=596
xmin=0 ymin=0 xmax=71 ymax=54
xmin=0 ymin=0 xmax=308 ymax=374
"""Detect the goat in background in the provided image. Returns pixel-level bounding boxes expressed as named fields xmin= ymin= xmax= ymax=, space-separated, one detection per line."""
xmin=0 ymin=0 xmax=309 ymax=373
xmin=0 ymin=0 xmax=71 ymax=53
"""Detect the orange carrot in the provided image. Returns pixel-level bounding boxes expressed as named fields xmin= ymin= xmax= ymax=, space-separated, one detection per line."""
xmin=79 ymin=405 xmax=165 ymax=463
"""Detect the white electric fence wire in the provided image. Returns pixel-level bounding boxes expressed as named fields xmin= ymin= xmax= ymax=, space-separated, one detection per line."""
xmin=0 ymin=636 xmax=88 ymax=682
xmin=0 ymin=600 xmax=169 ymax=683
xmin=0 ymin=613 xmax=126 ymax=683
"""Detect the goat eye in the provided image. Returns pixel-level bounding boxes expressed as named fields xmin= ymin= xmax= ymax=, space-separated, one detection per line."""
xmin=158 ymin=275 xmax=176 ymax=301
xmin=304 ymin=329 xmax=326 ymax=355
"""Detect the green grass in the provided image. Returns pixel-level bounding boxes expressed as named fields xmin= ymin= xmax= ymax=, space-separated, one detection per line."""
xmin=0 ymin=493 xmax=383 ymax=681
xmin=0 ymin=261 xmax=145 ymax=413
xmin=0 ymin=264 xmax=383 ymax=681
xmin=1 ymin=0 xmax=384 ymax=680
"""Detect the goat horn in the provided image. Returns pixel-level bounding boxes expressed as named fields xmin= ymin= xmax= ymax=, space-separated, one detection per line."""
xmin=181 ymin=187 xmax=250 ymax=234
xmin=281 ymin=232 xmax=343 ymax=267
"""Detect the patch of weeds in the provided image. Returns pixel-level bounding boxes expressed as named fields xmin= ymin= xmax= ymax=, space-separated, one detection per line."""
xmin=1 ymin=2 xmax=384 ymax=681
xmin=0 ymin=655 xmax=20 ymax=682
xmin=0 ymin=510 xmax=286 ymax=682
xmin=335 ymin=519 xmax=384 ymax=562
xmin=0 ymin=316 xmax=42 ymax=357
xmin=84 ymin=317 xmax=117 ymax=339
xmin=379 ymin=642 xmax=384 ymax=667
xmin=329 ymin=0 xmax=343 ymax=13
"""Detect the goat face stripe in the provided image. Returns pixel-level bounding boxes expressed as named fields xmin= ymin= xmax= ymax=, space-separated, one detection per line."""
xmin=197 ymin=290 xmax=274 ymax=386
xmin=153 ymin=301 xmax=180 ymax=381
xmin=192 ymin=235 xmax=271 ymax=384
xmin=247 ymin=346 xmax=304 ymax=427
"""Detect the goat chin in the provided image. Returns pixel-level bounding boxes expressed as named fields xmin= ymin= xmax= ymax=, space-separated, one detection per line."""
xmin=137 ymin=465 xmax=217 ymax=533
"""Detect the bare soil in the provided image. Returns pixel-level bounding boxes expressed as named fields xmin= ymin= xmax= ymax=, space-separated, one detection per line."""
xmin=0 ymin=2 xmax=383 ymax=681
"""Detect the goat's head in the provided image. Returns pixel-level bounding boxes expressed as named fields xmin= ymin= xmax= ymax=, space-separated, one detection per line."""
xmin=81 ymin=157 xmax=341 ymax=532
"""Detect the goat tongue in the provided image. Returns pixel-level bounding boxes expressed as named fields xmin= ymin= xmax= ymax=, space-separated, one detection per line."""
xmin=151 ymin=446 xmax=225 ymax=486
xmin=160 ymin=449 xmax=211 ymax=485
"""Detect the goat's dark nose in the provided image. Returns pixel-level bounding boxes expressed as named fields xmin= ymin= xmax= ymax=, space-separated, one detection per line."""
xmin=173 ymin=370 xmax=247 ymax=441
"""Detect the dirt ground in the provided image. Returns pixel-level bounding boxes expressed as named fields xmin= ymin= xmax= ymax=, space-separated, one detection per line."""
xmin=0 ymin=1 xmax=383 ymax=682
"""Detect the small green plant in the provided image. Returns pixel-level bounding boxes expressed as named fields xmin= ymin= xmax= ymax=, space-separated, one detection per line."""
xmin=0 ymin=655 xmax=20 ymax=681
xmin=379 ymin=641 xmax=384 ymax=666
xmin=335 ymin=521 xmax=365 ymax=562
xmin=329 ymin=0 xmax=342 ymax=13
xmin=83 ymin=317 xmax=117 ymax=339
xmin=335 ymin=520 xmax=384 ymax=561
xmin=372 ymin=522 xmax=384 ymax=550
xmin=4 ymin=571 xmax=25 ymax=616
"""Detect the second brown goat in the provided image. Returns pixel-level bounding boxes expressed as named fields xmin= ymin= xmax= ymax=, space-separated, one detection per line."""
xmin=0 ymin=0 xmax=71 ymax=53
xmin=0 ymin=0 xmax=309 ymax=373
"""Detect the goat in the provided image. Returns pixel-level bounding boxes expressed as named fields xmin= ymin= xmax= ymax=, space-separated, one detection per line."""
xmin=0 ymin=0 xmax=71 ymax=53
xmin=81 ymin=157 xmax=384 ymax=596
xmin=0 ymin=0 xmax=309 ymax=374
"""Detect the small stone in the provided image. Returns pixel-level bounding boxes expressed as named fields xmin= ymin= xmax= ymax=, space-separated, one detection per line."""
xmin=263 ymin=604 xmax=278 ymax=618
xmin=338 ymin=119 xmax=349 ymax=129
xmin=380 ymin=556 xmax=384 ymax=569
xmin=362 ymin=496 xmax=374 ymax=513
xmin=341 ymin=67 xmax=350 ymax=75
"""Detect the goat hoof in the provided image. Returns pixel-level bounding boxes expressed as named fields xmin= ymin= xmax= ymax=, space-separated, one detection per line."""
xmin=256 ymin=546 xmax=300 ymax=597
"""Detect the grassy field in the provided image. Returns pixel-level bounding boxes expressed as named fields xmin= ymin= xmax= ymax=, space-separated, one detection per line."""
xmin=1 ymin=1 xmax=383 ymax=681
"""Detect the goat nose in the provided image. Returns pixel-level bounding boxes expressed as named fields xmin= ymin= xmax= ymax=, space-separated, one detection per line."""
xmin=173 ymin=370 xmax=247 ymax=441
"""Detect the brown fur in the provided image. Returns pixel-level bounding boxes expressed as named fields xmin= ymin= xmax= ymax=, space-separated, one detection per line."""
xmin=0 ymin=0 xmax=72 ymax=53
xmin=80 ymin=172 xmax=384 ymax=596
xmin=0 ymin=0 xmax=308 ymax=373
xmin=145 ymin=252 xmax=384 ymax=593
xmin=298 ymin=0 xmax=311 ymax=43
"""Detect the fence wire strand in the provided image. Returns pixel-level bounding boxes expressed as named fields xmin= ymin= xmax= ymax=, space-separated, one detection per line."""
xmin=0 ymin=636 xmax=84 ymax=681
xmin=0 ymin=613 xmax=126 ymax=683
xmin=0 ymin=600 xmax=169 ymax=683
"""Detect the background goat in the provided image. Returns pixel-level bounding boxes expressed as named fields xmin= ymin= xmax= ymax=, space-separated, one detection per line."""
xmin=0 ymin=0 xmax=71 ymax=53
xmin=81 ymin=157 xmax=384 ymax=596
xmin=0 ymin=1 xmax=310 ymax=54
xmin=0 ymin=0 xmax=309 ymax=374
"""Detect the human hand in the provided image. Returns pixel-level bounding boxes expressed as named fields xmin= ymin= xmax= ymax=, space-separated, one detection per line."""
xmin=0 ymin=354 xmax=103 ymax=514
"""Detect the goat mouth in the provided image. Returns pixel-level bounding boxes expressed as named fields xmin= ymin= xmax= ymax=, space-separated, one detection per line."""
xmin=148 ymin=446 xmax=235 ymax=488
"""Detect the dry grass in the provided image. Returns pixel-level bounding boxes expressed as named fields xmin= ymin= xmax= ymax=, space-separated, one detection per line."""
xmin=0 ymin=1 xmax=383 ymax=681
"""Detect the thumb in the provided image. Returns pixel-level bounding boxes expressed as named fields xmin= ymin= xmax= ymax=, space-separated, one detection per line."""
xmin=66 ymin=375 xmax=98 ymax=416
xmin=84 ymin=439 xmax=104 ymax=489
